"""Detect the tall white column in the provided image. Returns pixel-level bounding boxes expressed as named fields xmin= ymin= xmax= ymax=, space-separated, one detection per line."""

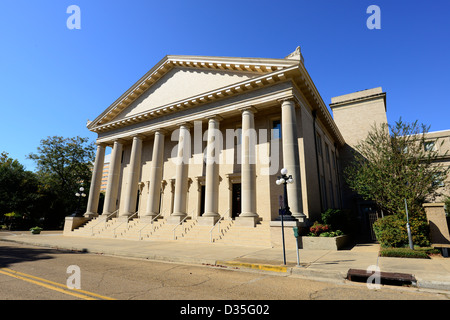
xmin=280 ymin=98 xmax=306 ymax=222
xmin=84 ymin=143 xmax=106 ymax=218
xmin=102 ymin=139 xmax=123 ymax=217
xmin=120 ymin=135 xmax=143 ymax=219
xmin=236 ymin=106 xmax=259 ymax=227
xmin=199 ymin=116 xmax=222 ymax=226
xmin=169 ymin=123 xmax=191 ymax=224
xmin=143 ymin=130 xmax=166 ymax=221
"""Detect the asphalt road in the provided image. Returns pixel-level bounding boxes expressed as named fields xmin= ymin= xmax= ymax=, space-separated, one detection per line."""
xmin=0 ymin=240 xmax=448 ymax=306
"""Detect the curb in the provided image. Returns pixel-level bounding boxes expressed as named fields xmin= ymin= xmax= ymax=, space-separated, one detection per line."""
xmin=215 ymin=260 xmax=289 ymax=273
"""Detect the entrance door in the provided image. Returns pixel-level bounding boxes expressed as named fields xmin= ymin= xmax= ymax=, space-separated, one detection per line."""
xmin=231 ymin=183 xmax=241 ymax=219
xmin=200 ymin=185 xmax=205 ymax=216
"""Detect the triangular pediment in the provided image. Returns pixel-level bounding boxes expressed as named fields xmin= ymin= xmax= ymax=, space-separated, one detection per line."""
xmin=88 ymin=54 xmax=300 ymax=130
xmin=112 ymin=66 xmax=259 ymax=122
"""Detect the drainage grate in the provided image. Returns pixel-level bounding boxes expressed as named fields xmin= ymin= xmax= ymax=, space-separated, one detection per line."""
xmin=347 ymin=268 xmax=417 ymax=287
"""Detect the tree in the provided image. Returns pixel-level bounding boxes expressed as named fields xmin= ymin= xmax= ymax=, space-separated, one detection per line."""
xmin=27 ymin=136 xmax=95 ymax=228
xmin=0 ymin=152 xmax=40 ymax=229
xmin=344 ymin=119 xmax=449 ymax=246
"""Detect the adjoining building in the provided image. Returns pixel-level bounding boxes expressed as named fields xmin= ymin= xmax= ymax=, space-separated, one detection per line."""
xmin=64 ymin=47 xmax=449 ymax=247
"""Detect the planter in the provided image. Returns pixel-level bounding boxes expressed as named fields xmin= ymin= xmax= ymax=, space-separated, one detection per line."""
xmin=301 ymin=235 xmax=350 ymax=250
xmin=30 ymin=227 xmax=43 ymax=234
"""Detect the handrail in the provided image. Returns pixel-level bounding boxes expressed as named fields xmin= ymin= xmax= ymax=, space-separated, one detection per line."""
xmin=173 ymin=215 xmax=189 ymax=240
xmin=90 ymin=210 xmax=118 ymax=235
xmin=138 ymin=211 xmax=164 ymax=239
xmin=172 ymin=208 xmax=195 ymax=240
xmin=209 ymin=209 xmax=229 ymax=242
xmin=113 ymin=211 xmax=137 ymax=237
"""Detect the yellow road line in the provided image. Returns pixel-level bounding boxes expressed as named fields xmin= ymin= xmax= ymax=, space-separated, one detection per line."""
xmin=0 ymin=268 xmax=115 ymax=300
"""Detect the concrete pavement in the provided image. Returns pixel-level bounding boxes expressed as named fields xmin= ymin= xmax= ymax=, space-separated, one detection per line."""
xmin=1 ymin=230 xmax=449 ymax=292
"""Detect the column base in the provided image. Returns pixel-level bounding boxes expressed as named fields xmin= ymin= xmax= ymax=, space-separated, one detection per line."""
xmin=167 ymin=215 xmax=188 ymax=225
xmin=291 ymin=212 xmax=308 ymax=223
xmin=83 ymin=212 xmax=98 ymax=219
xmin=235 ymin=215 xmax=259 ymax=227
xmin=197 ymin=215 xmax=220 ymax=226
xmin=140 ymin=215 xmax=158 ymax=223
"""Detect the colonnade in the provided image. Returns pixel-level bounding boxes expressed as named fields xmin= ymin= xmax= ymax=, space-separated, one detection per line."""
xmin=84 ymin=98 xmax=306 ymax=226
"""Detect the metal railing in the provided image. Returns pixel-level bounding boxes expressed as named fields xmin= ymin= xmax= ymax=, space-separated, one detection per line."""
xmin=172 ymin=208 xmax=195 ymax=240
xmin=90 ymin=210 xmax=118 ymax=236
xmin=138 ymin=211 xmax=164 ymax=240
xmin=113 ymin=211 xmax=138 ymax=238
xmin=209 ymin=209 xmax=229 ymax=242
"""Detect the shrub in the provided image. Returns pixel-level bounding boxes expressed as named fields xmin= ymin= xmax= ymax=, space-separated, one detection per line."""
xmin=373 ymin=214 xmax=430 ymax=248
xmin=321 ymin=209 xmax=357 ymax=235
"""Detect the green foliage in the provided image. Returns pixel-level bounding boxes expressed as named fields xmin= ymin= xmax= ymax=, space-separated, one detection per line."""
xmin=344 ymin=119 xmax=449 ymax=218
xmin=444 ymin=197 xmax=450 ymax=216
xmin=320 ymin=208 xmax=356 ymax=235
xmin=379 ymin=247 xmax=440 ymax=259
xmin=319 ymin=230 xmax=344 ymax=237
xmin=0 ymin=152 xmax=41 ymax=220
xmin=373 ymin=214 xmax=430 ymax=248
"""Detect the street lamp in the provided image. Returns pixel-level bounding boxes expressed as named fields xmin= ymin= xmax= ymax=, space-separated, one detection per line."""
xmin=275 ymin=168 xmax=296 ymax=221
xmin=73 ymin=187 xmax=86 ymax=217
xmin=275 ymin=168 xmax=296 ymax=265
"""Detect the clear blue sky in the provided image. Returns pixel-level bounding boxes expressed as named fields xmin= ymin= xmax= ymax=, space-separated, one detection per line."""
xmin=1 ymin=0 xmax=449 ymax=171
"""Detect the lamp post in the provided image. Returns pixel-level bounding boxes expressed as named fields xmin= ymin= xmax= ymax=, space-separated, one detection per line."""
xmin=275 ymin=168 xmax=295 ymax=265
xmin=73 ymin=187 xmax=86 ymax=217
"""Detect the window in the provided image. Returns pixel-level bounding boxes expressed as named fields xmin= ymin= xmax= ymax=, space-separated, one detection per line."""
xmin=432 ymin=172 xmax=445 ymax=187
xmin=272 ymin=120 xmax=281 ymax=139
xmin=424 ymin=141 xmax=436 ymax=152
xmin=325 ymin=143 xmax=330 ymax=164
xmin=316 ymin=133 xmax=322 ymax=156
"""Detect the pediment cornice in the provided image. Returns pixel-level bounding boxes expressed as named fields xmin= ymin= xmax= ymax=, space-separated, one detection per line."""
xmin=88 ymin=55 xmax=300 ymax=130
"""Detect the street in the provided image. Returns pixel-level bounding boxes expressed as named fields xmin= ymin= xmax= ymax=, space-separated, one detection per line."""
xmin=0 ymin=240 xmax=448 ymax=305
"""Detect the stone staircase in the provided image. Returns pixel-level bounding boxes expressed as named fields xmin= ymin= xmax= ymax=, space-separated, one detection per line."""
xmin=143 ymin=218 xmax=197 ymax=241
xmin=215 ymin=220 xmax=273 ymax=247
xmin=119 ymin=218 xmax=166 ymax=240
xmin=182 ymin=219 xmax=234 ymax=243
xmin=70 ymin=217 xmax=103 ymax=237
xmin=69 ymin=216 xmax=273 ymax=247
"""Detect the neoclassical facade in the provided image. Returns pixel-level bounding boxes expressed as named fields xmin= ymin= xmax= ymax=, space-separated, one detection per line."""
xmin=65 ymin=47 xmax=348 ymax=245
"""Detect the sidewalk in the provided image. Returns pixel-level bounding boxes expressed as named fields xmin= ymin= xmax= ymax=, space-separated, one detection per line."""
xmin=1 ymin=231 xmax=449 ymax=292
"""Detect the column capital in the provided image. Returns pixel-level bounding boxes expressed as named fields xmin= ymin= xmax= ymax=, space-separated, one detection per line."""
xmin=205 ymin=114 xmax=223 ymax=122
xmin=113 ymin=138 xmax=127 ymax=144
xmin=175 ymin=121 xmax=192 ymax=129
xmin=277 ymin=96 xmax=296 ymax=105
xmin=95 ymin=142 xmax=107 ymax=147
xmin=150 ymin=128 xmax=168 ymax=135
xmin=132 ymin=133 xmax=146 ymax=140
xmin=238 ymin=105 xmax=257 ymax=114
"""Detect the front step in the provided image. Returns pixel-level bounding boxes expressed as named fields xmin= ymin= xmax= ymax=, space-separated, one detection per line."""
xmin=215 ymin=221 xmax=273 ymax=247
xmin=145 ymin=219 xmax=196 ymax=241
xmin=182 ymin=219 xmax=234 ymax=243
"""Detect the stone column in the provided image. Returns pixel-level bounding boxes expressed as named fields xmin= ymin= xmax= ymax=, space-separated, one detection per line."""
xmin=102 ymin=139 xmax=123 ymax=218
xmin=142 ymin=130 xmax=166 ymax=222
xmin=84 ymin=143 xmax=106 ymax=218
xmin=199 ymin=116 xmax=222 ymax=226
xmin=236 ymin=106 xmax=259 ymax=227
xmin=120 ymin=135 xmax=143 ymax=220
xmin=168 ymin=123 xmax=191 ymax=224
xmin=280 ymin=98 xmax=306 ymax=222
